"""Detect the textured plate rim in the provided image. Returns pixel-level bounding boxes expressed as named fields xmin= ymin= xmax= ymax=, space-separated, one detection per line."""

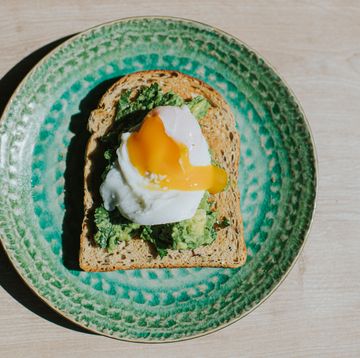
xmin=0 ymin=15 xmax=318 ymax=343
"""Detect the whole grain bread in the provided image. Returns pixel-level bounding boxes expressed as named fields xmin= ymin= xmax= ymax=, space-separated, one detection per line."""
xmin=79 ymin=70 xmax=246 ymax=271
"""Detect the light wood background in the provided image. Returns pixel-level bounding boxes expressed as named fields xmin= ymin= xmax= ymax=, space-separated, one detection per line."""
xmin=1 ymin=1 xmax=359 ymax=357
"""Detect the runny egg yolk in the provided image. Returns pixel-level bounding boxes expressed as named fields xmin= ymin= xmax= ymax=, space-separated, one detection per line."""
xmin=127 ymin=113 xmax=227 ymax=194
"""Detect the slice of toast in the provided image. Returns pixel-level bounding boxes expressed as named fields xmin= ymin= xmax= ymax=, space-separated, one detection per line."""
xmin=79 ymin=70 xmax=246 ymax=271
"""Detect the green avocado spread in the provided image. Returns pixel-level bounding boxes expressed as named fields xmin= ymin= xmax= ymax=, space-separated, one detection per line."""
xmin=93 ymin=83 xmax=228 ymax=257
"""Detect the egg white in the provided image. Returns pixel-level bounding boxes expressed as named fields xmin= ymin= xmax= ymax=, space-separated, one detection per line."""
xmin=100 ymin=106 xmax=210 ymax=225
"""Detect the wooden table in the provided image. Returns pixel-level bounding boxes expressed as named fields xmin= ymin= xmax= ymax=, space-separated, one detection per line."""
xmin=1 ymin=1 xmax=359 ymax=357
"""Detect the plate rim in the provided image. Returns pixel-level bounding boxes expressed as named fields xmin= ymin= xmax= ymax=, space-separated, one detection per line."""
xmin=0 ymin=15 xmax=318 ymax=343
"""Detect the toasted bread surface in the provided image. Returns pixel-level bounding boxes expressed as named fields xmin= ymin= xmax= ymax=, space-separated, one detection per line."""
xmin=79 ymin=70 xmax=246 ymax=271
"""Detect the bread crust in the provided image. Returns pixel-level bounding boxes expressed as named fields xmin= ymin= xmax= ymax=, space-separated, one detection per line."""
xmin=79 ymin=70 xmax=246 ymax=271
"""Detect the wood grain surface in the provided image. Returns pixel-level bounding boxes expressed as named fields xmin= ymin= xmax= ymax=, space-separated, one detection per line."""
xmin=1 ymin=1 xmax=359 ymax=357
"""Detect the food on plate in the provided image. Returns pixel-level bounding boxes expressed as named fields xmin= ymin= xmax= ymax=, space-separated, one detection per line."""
xmin=79 ymin=70 xmax=246 ymax=271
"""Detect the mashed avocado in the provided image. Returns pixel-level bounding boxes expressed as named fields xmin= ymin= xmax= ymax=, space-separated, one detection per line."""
xmin=172 ymin=193 xmax=217 ymax=250
xmin=94 ymin=192 xmax=224 ymax=257
xmin=94 ymin=206 xmax=140 ymax=252
xmin=93 ymin=83 xmax=227 ymax=257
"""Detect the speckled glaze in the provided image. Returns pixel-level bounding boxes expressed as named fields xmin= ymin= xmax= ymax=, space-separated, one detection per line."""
xmin=0 ymin=17 xmax=316 ymax=341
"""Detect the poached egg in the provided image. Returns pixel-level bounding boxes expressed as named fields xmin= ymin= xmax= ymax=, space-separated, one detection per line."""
xmin=100 ymin=105 xmax=227 ymax=225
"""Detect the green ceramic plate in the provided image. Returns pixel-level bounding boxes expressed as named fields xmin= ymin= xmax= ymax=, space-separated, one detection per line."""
xmin=0 ymin=17 xmax=316 ymax=342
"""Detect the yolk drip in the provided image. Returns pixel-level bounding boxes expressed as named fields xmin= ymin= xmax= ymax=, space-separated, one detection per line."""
xmin=127 ymin=113 xmax=227 ymax=194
